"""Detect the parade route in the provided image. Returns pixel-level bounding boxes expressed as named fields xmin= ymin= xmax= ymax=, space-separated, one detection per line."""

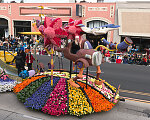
xmin=1 ymin=55 xmax=150 ymax=120
xmin=0 ymin=92 xmax=150 ymax=120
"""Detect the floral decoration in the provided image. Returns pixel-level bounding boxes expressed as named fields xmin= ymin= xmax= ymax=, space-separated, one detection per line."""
xmin=13 ymin=70 xmax=120 ymax=117
xmin=77 ymin=81 xmax=114 ymax=112
xmin=68 ymin=81 xmax=93 ymax=116
xmin=24 ymin=77 xmax=60 ymax=110
xmin=13 ymin=75 xmax=45 ymax=93
xmin=0 ymin=78 xmax=18 ymax=92
xmin=42 ymin=78 xmax=68 ymax=116
xmin=17 ymin=76 xmax=50 ymax=103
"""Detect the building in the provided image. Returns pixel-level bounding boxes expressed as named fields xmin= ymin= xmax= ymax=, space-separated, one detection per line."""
xmin=114 ymin=1 xmax=150 ymax=51
xmin=0 ymin=2 xmax=116 ymax=46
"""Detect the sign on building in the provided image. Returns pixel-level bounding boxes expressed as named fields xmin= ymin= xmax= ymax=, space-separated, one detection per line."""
xmin=88 ymin=7 xmax=107 ymax=11
xmin=0 ymin=6 xmax=6 ymax=10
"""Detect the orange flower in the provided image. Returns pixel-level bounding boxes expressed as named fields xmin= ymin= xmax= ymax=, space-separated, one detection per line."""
xmin=13 ymin=75 xmax=46 ymax=93
xmin=77 ymin=82 xmax=114 ymax=113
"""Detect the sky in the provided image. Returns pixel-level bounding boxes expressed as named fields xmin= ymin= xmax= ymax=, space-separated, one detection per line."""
xmin=4 ymin=0 xmax=150 ymax=3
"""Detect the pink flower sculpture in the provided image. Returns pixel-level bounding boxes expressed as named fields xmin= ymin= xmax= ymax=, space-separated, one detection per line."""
xmin=64 ymin=18 xmax=84 ymax=40
xmin=39 ymin=17 xmax=67 ymax=47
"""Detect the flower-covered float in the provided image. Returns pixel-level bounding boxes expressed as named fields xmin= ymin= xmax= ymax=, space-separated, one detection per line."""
xmin=0 ymin=68 xmax=17 ymax=92
xmin=13 ymin=70 xmax=119 ymax=116
xmin=14 ymin=16 xmax=132 ymax=116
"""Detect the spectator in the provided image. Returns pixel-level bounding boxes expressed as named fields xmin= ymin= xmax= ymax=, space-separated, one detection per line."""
xmin=123 ymin=55 xmax=128 ymax=64
xmin=3 ymin=39 xmax=9 ymax=49
xmin=137 ymin=55 xmax=142 ymax=65
xmin=27 ymin=37 xmax=30 ymax=45
xmin=11 ymin=35 xmax=13 ymax=40
xmin=90 ymin=40 xmax=95 ymax=48
xmin=0 ymin=40 xmax=3 ymax=50
xmin=20 ymin=35 xmax=24 ymax=44
xmin=20 ymin=50 xmax=26 ymax=70
xmin=26 ymin=52 xmax=35 ymax=70
xmin=105 ymin=51 xmax=110 ymax=62
xmin=110 ymin=55 xmax=115 ymax=63
xmin=128 ymin=56 xmax=133 ymax=64
xmin=2 ymin=37 xmax=5 ymax=42
xmin=29 ymin=39 xmax=33 ymax=47
xmin=132 ymin=44 xmax=136 ymax=49
xmin=116 ymin=55 xmax=122 ymax=64
xmin=141 ymin=55 xmax=148 ymax=66
xmin=11 ymin=52 xmax=24 ymax=75
xmin=133 ymin=52 xmax=138 ymax=64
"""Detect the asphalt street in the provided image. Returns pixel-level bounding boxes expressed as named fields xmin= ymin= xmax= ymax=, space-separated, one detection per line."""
xmin=0 ymin=55 xmax=150 ymax=120
xmin=0 ymin=92 xmax=150 ymax=120
xmin=34 ymin=55 xmax=150 ymax=102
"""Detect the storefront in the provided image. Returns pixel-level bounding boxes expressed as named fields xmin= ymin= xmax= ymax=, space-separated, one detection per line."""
xmin=115 ymin=1 xmax=150 ymax=51
xmin=0 ymin=2 xmax=115 ymax=45
xmin=0 ymin=18 xmax=8 ymax=40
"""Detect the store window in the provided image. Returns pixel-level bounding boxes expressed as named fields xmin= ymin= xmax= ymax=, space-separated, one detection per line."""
xmin=121 ymin=36 xmax=150 ymax=52
xmin=0 ymin=18 xmax=8 ymax=39
xmin=14 ymin=21 xmax=31 ymax=36
xmin=86 ymin=20 xmax=108 ymax=48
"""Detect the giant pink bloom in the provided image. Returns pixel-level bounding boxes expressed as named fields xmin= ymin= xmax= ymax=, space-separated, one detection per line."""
xmin=64 ymin=18 xmax=84 ymax=40
xmin=39 ymin=17 xmax=67 ymax=47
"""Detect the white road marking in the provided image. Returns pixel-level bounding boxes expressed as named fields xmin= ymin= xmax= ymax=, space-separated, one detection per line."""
xmin=83 ymin=70 xmax=104 ymax=73
xmin=23 ymin=115 xmax=42 ymax=120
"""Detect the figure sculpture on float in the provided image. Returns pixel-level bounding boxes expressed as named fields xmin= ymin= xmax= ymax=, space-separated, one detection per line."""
xmin=78 ymin=23 xmax=120 ymax=35
xmin=0 ymin=69 xmax=8 ymax=80
xmin=64 ymin=18 xmax=83 ymax=41
xmin=23 ymin=17 xmax=132 ymax=88
xmin=55 ymin=36 xmax=133 ymax=87
xmin=38 ymin=17 xmax=67 ymax=86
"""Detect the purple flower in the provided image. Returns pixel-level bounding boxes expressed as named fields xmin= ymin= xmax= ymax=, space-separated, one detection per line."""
xmin=42 ymin=78 xmax=68 ymax=116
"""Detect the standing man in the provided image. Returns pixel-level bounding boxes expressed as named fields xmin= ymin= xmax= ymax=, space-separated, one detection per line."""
xmin=20 ymin=35 xmax=24 ymax=46
xmin=11 ymin=52 xmax=24 ymax=75
xmin=26 ymin=52 xmax=35 ymax=70
xmin=20 ymin=50 xmax=26 ymax=70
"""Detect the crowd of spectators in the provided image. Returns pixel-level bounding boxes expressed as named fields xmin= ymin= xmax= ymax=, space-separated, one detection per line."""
xmin=0 ymin=35 xmax=149 ymax=76
xmin=0 ymin=35 xmax=47 ymax=55
xmin=106 ymin=51 xmax=150 ymax=66
xmin=0 ymin=35 xmax=40 ymax=75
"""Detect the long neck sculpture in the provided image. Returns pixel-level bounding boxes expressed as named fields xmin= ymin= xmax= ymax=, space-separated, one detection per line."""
xmin=101 ymin=37 xmax=133 ymax=50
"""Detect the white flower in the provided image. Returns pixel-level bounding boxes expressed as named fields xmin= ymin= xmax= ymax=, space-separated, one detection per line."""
xmin=0 ymin=80 xmax=17 ymax=92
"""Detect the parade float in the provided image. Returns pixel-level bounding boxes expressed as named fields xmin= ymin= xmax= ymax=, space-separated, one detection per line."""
xmin=0 ymin=68 xmax=17 ymax=92
xmin=13 ymin=16 xmax=132 ymax=116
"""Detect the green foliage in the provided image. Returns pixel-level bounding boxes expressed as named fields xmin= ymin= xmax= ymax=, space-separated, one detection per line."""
xmin=17 ymin=77 xmax=50 ymax=103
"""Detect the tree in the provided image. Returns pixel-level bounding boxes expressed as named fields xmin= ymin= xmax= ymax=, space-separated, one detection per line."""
xmin=20 ymin=0 xmax=24 ymax=2
xmin=10 ymin=1 xmax=17 ymax=3
xmin=0 ymin=0 xmax=4 ymax=3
